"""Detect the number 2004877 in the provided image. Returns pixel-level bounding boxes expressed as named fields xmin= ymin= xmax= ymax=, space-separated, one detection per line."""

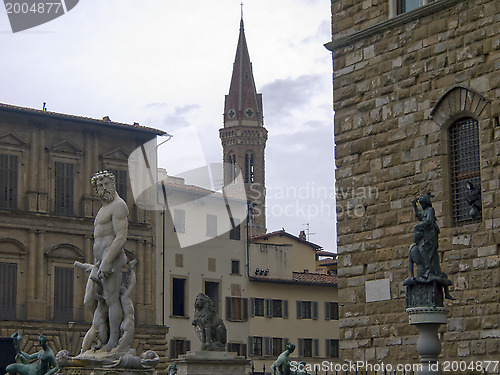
xmin=442 ymin=360 xmax=499 ymax=372
xmin=5 ymin=2 xmax=63 ymax=14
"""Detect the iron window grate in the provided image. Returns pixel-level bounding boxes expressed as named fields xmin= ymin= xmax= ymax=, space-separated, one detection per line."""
xmin=449 ymin=117 xmax=481 ymax=225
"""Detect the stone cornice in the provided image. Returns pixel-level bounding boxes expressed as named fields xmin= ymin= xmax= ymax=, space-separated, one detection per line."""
xmin=324 ymin=0 xmax=466 ymax=51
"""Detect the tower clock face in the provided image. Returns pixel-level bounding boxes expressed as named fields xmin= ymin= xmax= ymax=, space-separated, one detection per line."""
xmin=245 ymin=108 xmax=254 ymax=118
xmin=228 ymin=109 xmax=236 ymax=119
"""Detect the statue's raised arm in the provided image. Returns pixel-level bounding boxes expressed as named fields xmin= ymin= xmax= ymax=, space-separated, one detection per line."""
xmin=404 ymin=194 xmax=454 ymax=305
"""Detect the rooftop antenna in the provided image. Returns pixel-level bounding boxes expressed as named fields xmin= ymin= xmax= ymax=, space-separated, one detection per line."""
xmin=240 ymin=2 xmax=244 ymax=20
xmin=303 ymin=223 xmax=315 ymax=241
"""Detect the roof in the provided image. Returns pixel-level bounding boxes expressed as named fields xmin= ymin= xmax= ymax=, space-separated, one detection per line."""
xmin=0 ymin=102 xmax=165 ymax=135
xmin=318 ymin=258 xmax=337 ymax=266
xmin=159 ymin=180 xmax=247 ymax=202
xmin=250 ymin=271 xmax=337 ymax=286
xmin=316 ymin=250 xmax=337 ymax=257
xmin=252 ymin=229 xmax=323 ymax=250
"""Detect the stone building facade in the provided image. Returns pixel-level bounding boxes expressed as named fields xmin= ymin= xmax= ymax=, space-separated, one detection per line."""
xmin=0 ymin=103 xmax=168 ymax=369
xmin=326 ymin=0 xmax=499 ymax=368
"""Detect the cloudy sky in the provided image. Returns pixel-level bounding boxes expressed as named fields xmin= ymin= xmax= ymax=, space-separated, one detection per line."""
xmin=0 ymin=0 xmax=337 ymax=251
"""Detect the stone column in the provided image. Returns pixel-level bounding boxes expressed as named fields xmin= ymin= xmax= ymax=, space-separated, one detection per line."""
xmin=27 ymin=229 xmax=36 ymax=299
xmin=26 ymin=229 xmax=37 ymax=318
xmin=27 ymin=128 xmax=38 ymax=211
xmin=407 ymin=307 xmax=448 ymax=375
xmin=37 ymin=128 xmax=48 ymax=212
xmin=144 ymin=241 xmax=153 ymax=323
xmin=136 ymin=240 xmax=145 ymax=323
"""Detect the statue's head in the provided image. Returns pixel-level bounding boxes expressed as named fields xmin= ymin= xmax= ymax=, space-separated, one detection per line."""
xmin=38 ymin=334 xmax=48 ymax=346
xmin=91 ymin=170 xmax=116 ymax=202
xmin=167 ymin=363 xmax=178 ymax=375
xmin=418 ymin=194 xmax=434 ymax=208
xmin=285 ymin=342 xmax=296 ymax=353
xmin=194 ymin=293 xmax=216 ymax=313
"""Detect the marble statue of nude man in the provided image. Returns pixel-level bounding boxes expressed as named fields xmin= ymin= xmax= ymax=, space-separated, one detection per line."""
xmin=88 ymin=170 xmax=129 ymax=351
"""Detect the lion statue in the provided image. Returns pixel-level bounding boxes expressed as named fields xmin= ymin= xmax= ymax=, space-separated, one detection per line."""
xmin=192 ymin=293 xmax=227 ymax=351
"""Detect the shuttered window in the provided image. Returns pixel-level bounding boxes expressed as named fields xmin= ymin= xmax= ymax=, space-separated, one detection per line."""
xmin=0 ymin=262 xmax=17 ymax=319
xmin=326 ymin=339 xmax=339 ymax=358
xmin=449 ymin=117 xmax=481 ymax=224
xmin=169 ymin=339 xmax=190 ymax=359
xmin=0 ymin=154 xmax=18 ymax=209
xmin=272 ymin=338 xmax=283 ymax=357
xmin=174 ymin=209 xmax=186 ymax=233
xmin=227 ymin=342 xmax=247 ymax=358
xmin=54 ymin=162 xmax=74 ymax=215
xmin=297 ymin=300 xmax=317 ymax=319
xmin=206 ymin=214 xmax=217 ymax=237
xmin=109 ymin=169 xmax=127 ymax=201
xmin=248 ymin=336 xmax=262 ymax=357
xmin=54 ymin=267 xmax=74 ymax=321
xmin=325 ymin=302 xmax=339 ymax=320
xmin=226 ymin=297 xmax=248 ymax=321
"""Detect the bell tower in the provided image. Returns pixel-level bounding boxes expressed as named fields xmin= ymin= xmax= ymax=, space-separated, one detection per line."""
xmin=219 ymin=16 xmax=267 ymax=237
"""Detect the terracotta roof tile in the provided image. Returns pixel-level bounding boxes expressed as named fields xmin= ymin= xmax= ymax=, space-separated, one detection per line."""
xmin=292 ymin=272 xmax=338 ymax=285
xmin=250 ymin=272 xmax=337 ymax=286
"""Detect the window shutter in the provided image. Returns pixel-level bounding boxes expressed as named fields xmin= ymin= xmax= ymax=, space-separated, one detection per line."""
xmin=170 ymin=339 xmax=176 ymax=359
xmin=333 ymin=339 xmax=339 ymax=358
xmin=186 ymin=340 xmax=191 ymax=352
xmin=284 ymin=337 xmax=289 ymax=348
xmin=0 ymin=154 xmax=18 ymax=209
xmin=333 ymin=302 xmax=339 ymax=320
xmin=298 ymin=338 xmax=303 ymax=357
xmin=314 ymin=339 xmax=319 ymax=357
xmin=265 ymin=299 xmax=272 ymax=318
xmin=283 ymin=300 xmax=288 ymax=319
xmin=296 ymin=301 xmax=302 ymax=319
xmin=248 ymin=336 xmax=254 ymax=357
xmin=250 ymin=297 xmax=255 ymax=317
xmin=243 ymin=298 xmax=248 ymax=321
xmin=0 ymin=262 xmax=17 ymax=319
xmin=312 ymin=301 xmax=318 ymax=320
xmin=226 ymin=297 xmax=232 ymax=320
xmin=242 ymin=343 xmax=247 ymax=358
xmin=325 ymin=339 xmax=331 ymax=357
xmin=54 ymin=267 xmax=74 ymax=321
xmin=325 ymin=302 xmax=330 ymax=321
xmin=264 ymin=337 xmax=272 ymax=357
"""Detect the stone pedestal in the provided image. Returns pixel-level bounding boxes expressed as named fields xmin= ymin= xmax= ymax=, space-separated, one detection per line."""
xmin=173 ymin=351 xmax=249 ymax=375
xmin=57 ymin=350 xmax=160 ymax=375
xmin=407 ymin=307 xmax=448 ymax=375
xmin=59 ymin=366 xmax=156 ymax=375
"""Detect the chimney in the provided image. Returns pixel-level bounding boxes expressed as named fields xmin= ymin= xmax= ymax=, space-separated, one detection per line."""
xmin=299 ymin=230 xmax=306 ymax=240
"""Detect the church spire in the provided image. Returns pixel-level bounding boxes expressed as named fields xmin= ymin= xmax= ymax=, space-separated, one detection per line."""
xmin=220 ymin=15 xmax=268 ymax=237
xmin=224 ymin=12 xmax=263 ymax=128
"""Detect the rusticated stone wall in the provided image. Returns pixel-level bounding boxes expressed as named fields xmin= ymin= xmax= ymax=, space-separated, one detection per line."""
xmin=328 ymin=0 xmax=499 ymax=370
